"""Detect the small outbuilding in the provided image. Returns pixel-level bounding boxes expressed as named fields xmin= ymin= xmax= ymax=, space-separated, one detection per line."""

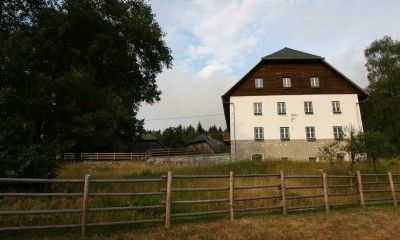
xmin=188 ymin=134 xmax=223 ymax=154
xmin=129 ymin=133 xmax=165 ymax=153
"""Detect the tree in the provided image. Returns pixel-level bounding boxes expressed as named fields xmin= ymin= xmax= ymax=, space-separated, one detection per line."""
xmin=361 ymin=131 xmax=396 ymax=172
xmin=343 ymin=127 xmax=364 ymax=169
xmin=0 ymin=0 xmax=172 ymax=177
xmin=362 ymin=36 xmax=400 ymax=150
xmin=196 ymin=122 xmax=205 ymax=134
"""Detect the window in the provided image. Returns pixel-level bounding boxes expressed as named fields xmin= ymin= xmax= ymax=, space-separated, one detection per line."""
xmin=254 ymin=127 xmax=264 ymax=140
xmin=277 ymin=102 xmax=286 ymax=114
xmin=305 ymin=126 xmax=315 ymax=140
xmin=282 ymin=77 xmax=291 ymax=88
xmin=255 ymin=78 xmax=263 ymax=89
xmin=333 ymin=126 xmax=343 ymax=140
xmin=251 ymin=154 xmax=263 ymax=161
xmin=332 ymin=101 xmax=341 ymax=113
xmin=253 ymin=102 xmax=262 ymax=115
xmin=304 ymin=101 xmax=313 ymax=114
xmin=309 ymin=157 xmax=317 ymax=163
xmin=280 ymin=127 xmax=290 ymax=140
xmin=310 ymin=77 xmax=319 ymax=87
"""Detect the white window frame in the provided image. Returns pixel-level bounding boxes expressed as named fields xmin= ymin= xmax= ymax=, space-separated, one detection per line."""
xmin=254 ymin=127 xmax=264 ymax=140
xmin=305 ymin=126 xmax=315 ymax=139
xmin=304 ymin=101 xmax=313 ymax=114
xmin=333 ymin=126 xmax=343 ymax=140
xmin=282 ymin=77 xmax=291 ymax=88
xmin=255 ymin=78 xmax=264 ymax=89
xmin=277 ymin=102 xmax=286 ymax=114
xmin=310 ymin=77 xmax=320 ymax=87
xmin=280 ymin=127 xmax=290 ymax=140
xmin=253 ymin=102 xmax=262 ymax=115
xmin=332 ymin=101 xmax=341 ymax=113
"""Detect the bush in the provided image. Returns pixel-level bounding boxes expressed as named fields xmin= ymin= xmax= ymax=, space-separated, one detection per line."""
xmin=0 ymin=142 xmax=60 ymax=178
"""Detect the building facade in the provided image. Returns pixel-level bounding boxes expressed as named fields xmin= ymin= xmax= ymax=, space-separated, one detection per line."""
xmin=222 ymin=48 xmax=367 ymax=161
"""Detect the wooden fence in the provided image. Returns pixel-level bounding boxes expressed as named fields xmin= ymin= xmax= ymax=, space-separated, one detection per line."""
xmin=0 ymin=171 xmax=399 ymax=238
xmin=64 ymin=147 xmax=229 ymax=161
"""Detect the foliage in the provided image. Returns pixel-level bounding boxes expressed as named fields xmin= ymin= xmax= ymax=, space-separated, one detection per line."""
xmin=0 ymin=0 xmax=172 ymax=177
xmin=152 ymin=124 xmax=224 ymax=148
xmin=362 ymin=36 xmax=400 ymax=150
xmin=318 ymin=140 xmax=342 ymax=163
xmin=361 ymin=131 xmax=397 ymax=172
xmin=319 ymin=128 xmax=396 ymax=172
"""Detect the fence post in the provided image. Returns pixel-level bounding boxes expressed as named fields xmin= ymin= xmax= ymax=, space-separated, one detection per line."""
xmin=388 ymin=172 xmax=397 ymax=207
xmin=349 ymin=171 xmax=353 ymax=191
xmin=130 ymin=153 xmax=133 ymax=161
xmin=322 ymin=172 xmax=330 ymax=212
xmin=81 ymin=174 xmax=90 ymax=238
xmin=280 ymin=170 xmax=287 ymax=215
xmin=356 ymin=171 xmax=365 ymax=208
xmin=229 ymin=171 xmax=235 ymax=220
xmin=165 ymin=171 xmax=172 ymax=230
xmin=113 ymin=153 xmax=116 ymax=161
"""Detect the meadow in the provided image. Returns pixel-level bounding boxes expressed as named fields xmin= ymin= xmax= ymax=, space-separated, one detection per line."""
xmin=1 ymin=158 xmax=400 ymax=239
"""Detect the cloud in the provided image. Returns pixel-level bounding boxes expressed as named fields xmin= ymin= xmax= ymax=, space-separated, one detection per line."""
xmin=141 ymin=0 xmax=400 ymax=130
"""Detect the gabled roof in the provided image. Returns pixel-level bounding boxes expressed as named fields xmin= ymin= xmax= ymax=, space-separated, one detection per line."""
xmin=262 ymin=47 xmax=323 ymax=60
xmin=142 ymin=133 xmax=158 ymax=141
xmin=188 ymin=134 xmax=222 ymax=151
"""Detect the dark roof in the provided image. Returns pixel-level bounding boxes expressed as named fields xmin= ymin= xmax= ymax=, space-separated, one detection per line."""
xmin=142 ymin=133 xmax=158 ymax=141
xmin=262 ymin=47 xmax=323 ymax=60
xmin=188 ymin=134 xmax=222 ymax=151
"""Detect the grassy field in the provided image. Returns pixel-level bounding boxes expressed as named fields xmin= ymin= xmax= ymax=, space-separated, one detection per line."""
xmin=1 ymin=159 xmax=400 ymax=239
xmin=1 ymin=207 xmax=399 ymax=239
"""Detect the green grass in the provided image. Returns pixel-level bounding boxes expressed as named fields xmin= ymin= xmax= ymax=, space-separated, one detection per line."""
xmin=1 ymin=158 xmax=400 ymax=239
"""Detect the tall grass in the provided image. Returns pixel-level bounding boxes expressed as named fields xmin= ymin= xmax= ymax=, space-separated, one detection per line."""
xmin=0 ymin=158 xmax=399 ymax=238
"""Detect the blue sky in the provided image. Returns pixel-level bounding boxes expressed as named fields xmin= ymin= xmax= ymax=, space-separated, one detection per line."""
xmin=137 ymin=0 xmax=400 ymax=131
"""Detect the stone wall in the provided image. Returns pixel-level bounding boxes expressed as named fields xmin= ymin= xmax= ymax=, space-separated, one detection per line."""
xmin=232 ymin=139 xmax=347 ymax=161
xmin=145 ymin=153 xmax=231 ymax=166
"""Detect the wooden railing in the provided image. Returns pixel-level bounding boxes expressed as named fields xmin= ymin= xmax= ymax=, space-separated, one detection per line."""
xmin=0 ymin=171 xmax=399 ymax=238
xmin=63 ymin=152 xmax=150 ymax=161
xmin=64 ymin=147 xmax=229 ymax=160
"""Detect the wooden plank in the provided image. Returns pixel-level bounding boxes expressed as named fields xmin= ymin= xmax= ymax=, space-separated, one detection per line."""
xmin=0 ymin=209 xmax=81 ymax=216
xmin=87 ymin=219 xmax=163 ymax=227
xmin=87 ymin=205 xmax=164 ymax=212
xmin=388 ymin=172 xmax=397 ymax=207
xmin=323 ymin=172 xmax=330 ymax=212
xmin=0 ymin=224 xmax=81 ymax=231
xmin=356 ymin=171 xmax=365 ymax=208
xmin=234 ymin=184 xmax=280 ymax=190
xmin=165 ymin=171 xmax=172 ymax=230
xmin=235 ymin=195 xmax=281 ymax=201
xmin=349 ymin=171 xmax=354 ymax=191
xmin=172 ymin=199 xmax=229 ymax=204
xmin=229 ymin=171 xmax=234 ymax=220
xmin=171 ymin=210 xmax=229 ymax=218
xmin=0 ymin=178 xmax=83 ymax=183
xmin=280 ymin=170 xmax=287 ymax=215
xmin=81 ymin=175 xmax=90 ymax=239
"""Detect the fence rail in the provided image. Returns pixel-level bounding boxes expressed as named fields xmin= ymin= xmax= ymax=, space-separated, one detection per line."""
xmin=64 ymin=146 xmax=229 ymax=161
xmin=0 ymin=171 xmax=399 ymax=238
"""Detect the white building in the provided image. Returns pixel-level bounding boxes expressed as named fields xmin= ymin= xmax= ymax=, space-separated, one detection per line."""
xmin=222 ymin=48 xmax=367 ymax=161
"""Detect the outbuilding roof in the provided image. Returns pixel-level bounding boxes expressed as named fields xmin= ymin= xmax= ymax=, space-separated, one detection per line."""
xmin=188 ymin=134 xmax=222 ymax=151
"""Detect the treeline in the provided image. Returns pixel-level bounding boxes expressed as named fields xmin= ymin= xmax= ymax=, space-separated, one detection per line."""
xmin=361 ymin=36 xmax=400 ymax=152
xmin=150 ymin=122 xmax=225 ymax=148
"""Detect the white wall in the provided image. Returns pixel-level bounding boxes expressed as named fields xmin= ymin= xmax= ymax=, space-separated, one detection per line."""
xmin=229 ymin=94 xmax=363 ymax=140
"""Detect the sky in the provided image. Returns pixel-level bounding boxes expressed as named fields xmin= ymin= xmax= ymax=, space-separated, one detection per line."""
xmin=137 ymin=0 xmax=400 ymax=131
